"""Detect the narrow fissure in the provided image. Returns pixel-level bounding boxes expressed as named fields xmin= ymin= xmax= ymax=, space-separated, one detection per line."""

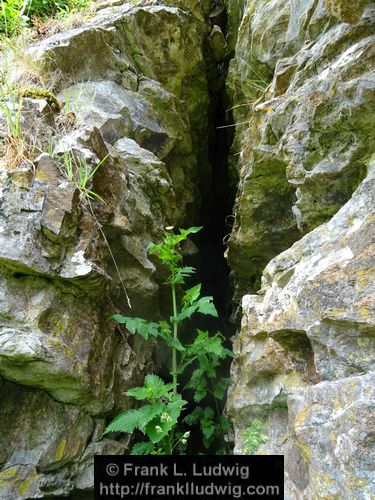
xmin=197 ymin=6 xmax=236 ymax=333
xmin=181 ymin=7 xmax=238 ymax=453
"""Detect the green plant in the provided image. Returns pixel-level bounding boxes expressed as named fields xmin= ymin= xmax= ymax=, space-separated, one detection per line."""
xmin=0 ymin=72 xmax=22 ymax=139
xmin=0 ymin=0 xmax=29 ymax=36
xmin=243 ymin=419 xmax=268 ymax=455
xmin=0 ymin=0 xmax=90 ymax=36
xmin=60 ymin=151 xmax=108 ymax=202
xmin=0 ymin=66 xmax=30 ymax=166
xmin=105 ymin=226 xmax=233 ymax=454
xmin=105 ymin=374 xmax=187 ymax=455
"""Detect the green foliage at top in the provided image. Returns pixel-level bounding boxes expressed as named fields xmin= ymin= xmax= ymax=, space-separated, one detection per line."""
xmin=243 ymin=419 xmax=268 ymax=455
xmin=105 ymin=227 xmax=234 ymax=454
xmin=0 ymin=0 xmax=89 ymax=36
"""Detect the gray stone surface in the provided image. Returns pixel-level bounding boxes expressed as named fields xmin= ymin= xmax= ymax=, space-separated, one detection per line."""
xmin=226 ymin=0 xmax=375 ymax=298
xmin=226 ymin=1 xmax=375 ymax=497
xmin=0 ymin=0 xmax=211 ymax=496
xmin=228 ymin=148 xmax=375 ymax=498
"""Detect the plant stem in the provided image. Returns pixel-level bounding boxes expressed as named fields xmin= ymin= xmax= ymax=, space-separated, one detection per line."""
xmin=170 ymin=266 xmax=178 ymax=453
xmin=171 ymin=280 xmax=178 ymax=398
xmin=210 ymin=377 xmax=221 ymax=417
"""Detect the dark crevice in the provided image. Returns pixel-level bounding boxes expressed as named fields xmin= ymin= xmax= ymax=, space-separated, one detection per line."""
xmin=197 ymin=15 xmax=237 ymax=336
xmin=177 ymin=6 xmax=237 ymax=454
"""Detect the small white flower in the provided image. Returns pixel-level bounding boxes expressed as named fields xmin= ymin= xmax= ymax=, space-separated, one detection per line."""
xmin=161 ymin=412 xmax=172 ymax=423
xmin=155 ymin=425 xmax=163 ymax=434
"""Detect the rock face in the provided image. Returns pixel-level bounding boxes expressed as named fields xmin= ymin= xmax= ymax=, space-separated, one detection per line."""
xmin=226 ymin=0 xmax=374 ymax=298
xmin=0 ymin=0 xmax=211 ymax=496
xmin=1 ymin=0 xmax=374 ymax=497
xmin=226 ymin=1 xmax=375 ymax=498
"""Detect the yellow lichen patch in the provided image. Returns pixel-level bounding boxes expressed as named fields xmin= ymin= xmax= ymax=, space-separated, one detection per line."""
xmin=18 ymin=479 xmax=31 ymax=496
xmin=349 ymin=380 xmax=359 ymax=390
xmin=333 ymin=399 xmax=341 ymax=412
xmin=19 ymin=87 xmax=62 ymax=112
xmin=297 ymin=441 xmax=311 ymax=464
xmin=282 ymin=371 xmax=308 ymax=391
xmin=356 ymin=269 xmax=374 ymax=289
xmin=0 ymin=467 xmax=17 ymax=479
xmin=55 ymin=438 xmax=67 ymax=462
xmin=357 ymin=337 xmax=371 ymax=348
xmin=364 ymin=386 xmax=374 ymax=396
xmin=294 ymin=404 xmax=310 ymax=431
xmin=358 ymin=307 xmax=370 ymax=320
xmin=34 ymin=170 xmax=50 ymax=182
xmin=311 ymin=471 xmax=338 ymax=497
xmin=344 ymin=474 xmax=367 ymax=492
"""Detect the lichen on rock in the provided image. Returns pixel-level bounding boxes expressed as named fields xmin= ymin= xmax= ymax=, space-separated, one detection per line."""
xmin=226 ymin=0 xmax=375 ymax=497
xmin=0 ymin=0 xmax=211 ymax=496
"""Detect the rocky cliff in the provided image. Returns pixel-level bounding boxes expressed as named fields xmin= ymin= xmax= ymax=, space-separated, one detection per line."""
xmin=0 ymin=0 xmax=374 ymax=498
xmin=226 ymin=0 xmax=375 ymax=498
xmin=0 ymin=1 xmax=213 ymax=497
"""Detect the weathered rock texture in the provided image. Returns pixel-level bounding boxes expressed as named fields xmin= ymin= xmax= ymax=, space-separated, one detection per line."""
xmin=0 ymin=1 xmax=211 ymax=497
xmin=1 ymin=0 xmax=374 ymax=497
xmin=226 ymin=0 xmax=375 ymax=498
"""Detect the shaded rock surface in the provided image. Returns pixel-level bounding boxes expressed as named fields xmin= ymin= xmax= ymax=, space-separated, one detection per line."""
xmin=0 ymin=0 xmax=374 ymax=497
xmin=226 ymin=1 xmax=375 ymax=498
xmin=0 ymin=0 xmax=212 ymax=496
xmin=225 ymin=0 xmax=375 ymax=298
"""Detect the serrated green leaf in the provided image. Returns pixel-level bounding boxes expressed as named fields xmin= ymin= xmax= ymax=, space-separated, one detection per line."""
xmin=137 ymin=403 xmax=164 ymax=429
xmin=145 ymin=398 xmax=186 ymax=443
xmin=184 ymin=368 xmax=205 ymax=390
xmin=143 ymin=374 xmax=175 ymax=400
xmin=251 ymin=419 xmax=263 ymax=430
xmin=125 ymin=386 xmax=153 ymax=401
xmin=243 ymin=419 xmax=268 ymax=455
xmin=110 ymin=314 xmax=129 ymax=323
xmin=175 ymin=296 xmax=218 ymax=322
xmin=104 ymin=409 xmax=140 ymax=434
xmin=144 ymin=374 xmax=164 ymax=389
xmin=200 ymin=407 xmax=215 ymax=440
xmin=169 ymin=266 xmax=196 ymax=285
xmin=212 ymin=378 xmax=232 ymax=400
xmin=104 ymin=402 xmax=165 ymax=435
xmin=193 ymin=389 xmax=206 ymax=403
xmin=183 ymin=406 xmax=203 ymax=425
xmin=147 ymin=242 xmax=159 ymax=253
xmin=130 ymin=441 xmax=155 ymax=455
xmin=203 ymin=407 xmax=214 ymax=419
xmin=179 ymin=226 xmax=203 ymax=236
xmin=110 ymin=316 xmax=161 ymax=340
xmin=159 ymin=320 xmax=171 ymax=335
xmin=164 ymin=336 xmax=185 ymax=352
xmin=196 ymin=296 xmax=218 ymax=317
xmin=202 ymin=424 xmax=215 ymax=440
xmin=182 ymin=283 xmax=201 ymax=308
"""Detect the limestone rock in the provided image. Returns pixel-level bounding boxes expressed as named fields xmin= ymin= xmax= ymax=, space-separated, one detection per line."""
xmin=28 ymin=1 xmax=209 ymax=198
xmin=59 ymin=81 xmax=175 ymax=159
xmin=227 ymin=156 xmax=375 ymax=496
xmin=325 ymin=0 xmax=373 ymax=23
xmin=287 ymin=374 xmax=375 ymax=498
xmin=0 ymin=0 xmax=211 ymax=496
xmin=226 ymin=0 xmax=375 ymax=298
xmin=227 ymin=1 xmax=375 ymax=497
